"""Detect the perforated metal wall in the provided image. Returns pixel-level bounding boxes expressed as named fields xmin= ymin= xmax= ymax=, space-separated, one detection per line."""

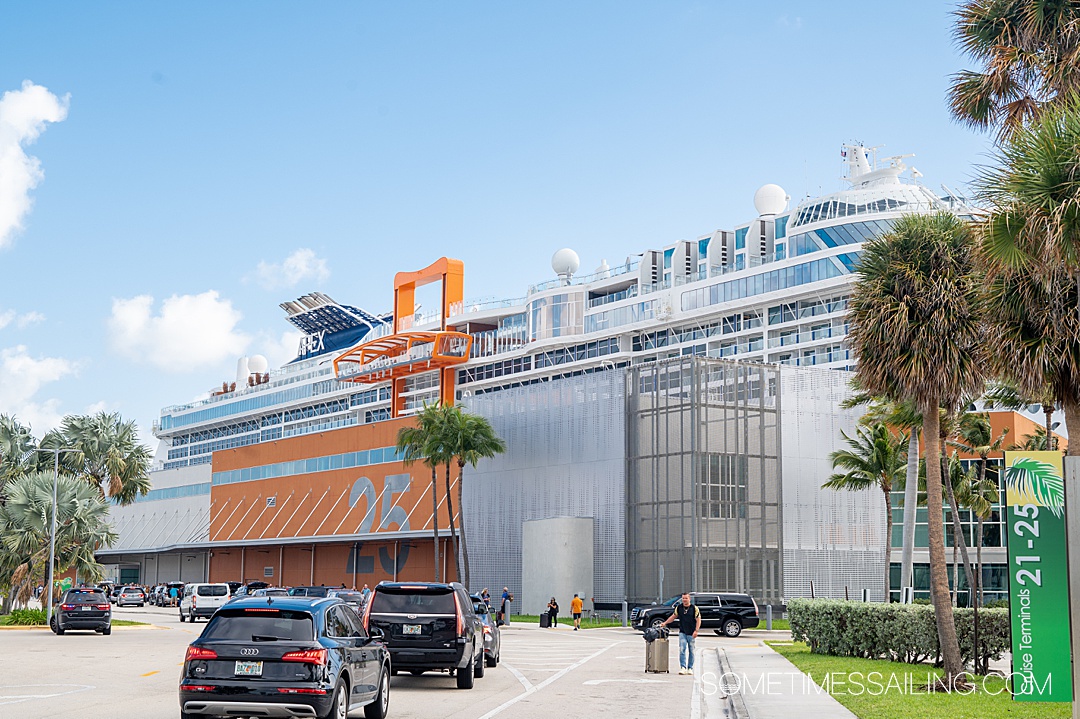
xmin=778 ymin=365 xmax=886 ymax=601
xmin=626 ymin=358 xmax=783 ymax=604
xmin=461 ymin=368 xmax=626 ymax=605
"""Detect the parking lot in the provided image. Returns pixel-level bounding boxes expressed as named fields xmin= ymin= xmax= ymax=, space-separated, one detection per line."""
xmin=0 ymin=603 xmax=761 ymax=718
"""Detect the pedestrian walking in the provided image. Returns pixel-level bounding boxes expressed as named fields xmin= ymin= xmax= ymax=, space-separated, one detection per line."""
xmin=480 ymin=588 xmax=492 ymax=611
xmin=661 ymin=593 xmax=701 ymax=675
xmin=500 ymin=587 xmax=513 ymax=626
xmin=547 ymin=597 xmax=559 ymax=628
xmin=571 ymin=593 xmax=583 ymax=630
xmin=360 ymin=583 xmax=371 ymax=605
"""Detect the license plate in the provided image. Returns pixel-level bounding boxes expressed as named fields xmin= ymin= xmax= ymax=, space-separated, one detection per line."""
xmin=234 ymin=661 xmax=263 ymax=676
xmin=81 ymin=606 xmax=92 ymax=611
xmin=403 ymin=624 xmax=422 ymax=635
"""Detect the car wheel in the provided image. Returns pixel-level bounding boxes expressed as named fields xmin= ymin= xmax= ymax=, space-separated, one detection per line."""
xmin=390 ymin=668 xmax=398 ymax=677
xmin=409 ymin=670 xmax=425 ymax=677
xmin=474 ymin=651 xmax=485 ymax=679
xmin=364 ymin=666 xmax=390 ymax=719
xmin=723 ymin=619 xmax=743 ymax=638
xmin=189 ymin=611 xmax=196 ymax=623
xmin=456 ymin=662 xmax=474 ymax=689
xmin=102 ymin=626 xmax=111 ymax=636
xmin=55 ymin=624 xmax=64 ymax=636
xmin=179 ymin=611 xmax=185 ymax=623
xmin=321 ymin=679 xmax=348 ymax=719
xmin=650 ymin=617 xmax=665 ymax=629
xmin=486 ymin=653 xmax=496 ymax=668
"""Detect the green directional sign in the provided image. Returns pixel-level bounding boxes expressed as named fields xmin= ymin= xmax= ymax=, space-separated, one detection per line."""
xmin=1004 ymin=451 xmax=1072 ymax=702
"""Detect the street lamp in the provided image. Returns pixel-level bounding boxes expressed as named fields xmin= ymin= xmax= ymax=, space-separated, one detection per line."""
xmin=34 ymin=447 xmax=79 ymax=627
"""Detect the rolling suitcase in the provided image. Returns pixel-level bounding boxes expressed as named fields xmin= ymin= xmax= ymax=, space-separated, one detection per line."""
xmin=540 ymin=613 xmax=552 ymax=628
xmin=645 ymin=637 xmax=669 ymax=673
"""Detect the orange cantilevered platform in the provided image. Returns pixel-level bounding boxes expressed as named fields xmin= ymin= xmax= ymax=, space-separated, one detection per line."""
xmin=332 ymin=257 xmax=468 ymax=417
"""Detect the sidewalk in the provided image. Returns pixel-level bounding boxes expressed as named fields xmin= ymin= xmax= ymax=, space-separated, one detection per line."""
xmin=715 ymin=643 xmax=857 ymax=719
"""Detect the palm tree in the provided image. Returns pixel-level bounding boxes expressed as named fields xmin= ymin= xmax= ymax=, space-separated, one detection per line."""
xmin=949 ymin=0 xmax=1080 ymax=139
xmin=1010 ymin=427 xmax=1053 ymax=451
xmin=396 ymin=404 xmax=449 ymax=582
xmin=982 ymin=380 xmax=1056 ymax=449
xmin=51 ymin=412 xmax=152 ymax=505
xmin=0 ymin=471 xmax=117 ymax=609
xmin=939 ymin=410 xmax=978 ymax=606
xmin=854 ymin=396 xmax=924 ymax=594
xmin=847 ymin=212 xmax=985 ymax=685
xmin=441 ymin=407 xmax=505 ymax=589
xmin=950 ymin=411 xmax=1009 ymax=607
xmin=823 ymin=423 xmax=908 ymax=600
xmin=0 ymin=414 xmax=34 ymax=488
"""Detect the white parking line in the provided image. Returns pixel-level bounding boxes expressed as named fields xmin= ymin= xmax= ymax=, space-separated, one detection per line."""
xmin=480 ymin=641 xmax=623 ymax=719
xmin=0 ymin=684 xmax=94 ymax=706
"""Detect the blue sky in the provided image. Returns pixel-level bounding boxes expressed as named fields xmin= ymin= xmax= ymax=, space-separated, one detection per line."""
xmin=0 ymin=1 xmax=992 ymax=448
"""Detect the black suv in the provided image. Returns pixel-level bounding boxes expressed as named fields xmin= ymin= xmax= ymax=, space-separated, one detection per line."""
xmin=364 ymin=582 xmax=484 ymax=689
xmin=179 ymin=596 xmax=390 ymax=719
xmin=53 ymin=587 xmax=112 ymax=635
xmin=632 ymin=592 xmax=760 ymax=637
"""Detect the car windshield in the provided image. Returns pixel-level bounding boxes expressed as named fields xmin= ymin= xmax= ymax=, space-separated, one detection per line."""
xmin=371 ymin=589 xmax=456 ymax=614
xmin=121 ymin=588 xmax=142 ymax=594
xmin=197 ymin=585 xmax=228 ymax=596
xmin=201 ymin=609 xmax=314 ymax=641
xmin=66 ymin=592 xmax=106 ymax=604
xmin=288 ymin=587 xmax=329 ymax=597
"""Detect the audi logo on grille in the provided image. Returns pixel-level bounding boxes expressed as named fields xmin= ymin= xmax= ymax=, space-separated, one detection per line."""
xmin=240 ymin=648 xmax=259 ymax=656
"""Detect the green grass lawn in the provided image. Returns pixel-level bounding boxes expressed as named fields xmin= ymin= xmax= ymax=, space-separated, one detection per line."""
xmin=761 ymin=618 xmax=789 ymax=631
xmin=767 ymin=641 xmax=1069 ymax=719
xmin=0 ymin=615 xmax=147 ymax=627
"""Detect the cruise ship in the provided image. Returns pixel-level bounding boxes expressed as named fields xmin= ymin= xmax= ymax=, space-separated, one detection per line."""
xmin=103 ymin=144 xmax=989 ymax=609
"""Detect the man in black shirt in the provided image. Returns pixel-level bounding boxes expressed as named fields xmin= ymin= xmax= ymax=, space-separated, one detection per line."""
xmin=661 ymin=593 xmax=701 ymax=675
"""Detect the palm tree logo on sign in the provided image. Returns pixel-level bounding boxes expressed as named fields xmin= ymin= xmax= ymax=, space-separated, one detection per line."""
xmin=1005 ymin=456 xmax=1065 ymax=517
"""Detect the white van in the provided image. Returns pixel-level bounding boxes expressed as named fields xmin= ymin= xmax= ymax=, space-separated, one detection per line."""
xmin=179 ymin=583 xmax=230 ymax=622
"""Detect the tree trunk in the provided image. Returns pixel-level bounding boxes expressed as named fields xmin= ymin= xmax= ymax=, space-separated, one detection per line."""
xmin=430 ymin=465 xmax=440 ymax=582
xmin=923 ymin=404 xmax=966 ymax=684
xmin=1044 ymin=404 xmax=1055 ymax=451
xmin=976 ymin=516 xmax=984 ymax=608
xmin=883 ymin=487 xmax=892 ymax=602
xmin=900 ymin=430 xmax=919 ymax=595
xmin=943 ymin=466 xmax=976 ymax=607
xmin=458 ymin=460 xmax=471 ymax=589
xmin=951 ymin=541 xmax=958 ymax=606
xmin=444 ymin=461 xmax=462 ymax=583
xmin=1064 ymin=397 xmax=1080 ymax=457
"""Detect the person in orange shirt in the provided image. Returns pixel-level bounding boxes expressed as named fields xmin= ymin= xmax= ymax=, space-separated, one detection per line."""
xmin=571 ymin=593 xmax=584 ymax=631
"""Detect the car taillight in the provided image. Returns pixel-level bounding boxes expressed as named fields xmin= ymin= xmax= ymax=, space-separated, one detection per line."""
xmin=453 ymin=592 xmax=464 ymax=635
xmin=180 ymin=685 xmax=215 ymax=692
xmin=185 ymin=646 xmax=218 ymax=661
xmin=752 ymin=598 xmax=759 ymax=616
xmin=278 ymin=688 xmax=328 ymax=695
xmin=483 ymin=625 xmax=491 ymax=635
xmin=97 ymin=604 xmax=110 ymax=610
xmin=281 ymin=649 xmax=327 ymax=666
xmin=60 ymin=604 xmax=75 ymax=610
xmin=192 ymin=595 xmax=197 ymax=608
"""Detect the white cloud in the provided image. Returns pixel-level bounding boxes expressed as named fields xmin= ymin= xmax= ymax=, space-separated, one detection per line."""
xmin=0 ymin=344 xmax=79 ymax=432
xmin=0 ymin=80 xmax=70 ymax=249
xmin=16 ymin=311 xmax=44 ymax=328
xmin=777 ymin=14 xmax=802 ymax=29
xmin=259 ymin=329 xmax=306 ymax=369
xmin=107 ymin=290 xmax=252 ymax=372
xmin=83 ymin=400 xmax=109 ymax=414
xmin=251 ymin=248 xmax=330 ymax=290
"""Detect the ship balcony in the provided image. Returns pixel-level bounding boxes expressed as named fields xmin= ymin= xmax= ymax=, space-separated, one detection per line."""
xmin=333 ymin=330 xmax=473 ymax=384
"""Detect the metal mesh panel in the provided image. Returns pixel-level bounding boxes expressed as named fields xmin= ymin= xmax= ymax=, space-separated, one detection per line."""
xmin=778 ymin=365 xmax=887 ymax=600
xmin=461 ymin=369 xmax=626 ymax=604
xmin=626 ymin=358 xmax=782 ymax=604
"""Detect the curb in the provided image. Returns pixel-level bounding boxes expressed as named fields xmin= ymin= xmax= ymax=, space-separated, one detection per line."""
xmin=717 ymin=648 xmax=750 ymax=719
xmin=0 ymin=623 xmax=157 ymax=631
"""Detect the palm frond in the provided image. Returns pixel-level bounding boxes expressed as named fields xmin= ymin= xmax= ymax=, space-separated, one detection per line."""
xmin=1005 ymin=456 xmax=1065 ymax=517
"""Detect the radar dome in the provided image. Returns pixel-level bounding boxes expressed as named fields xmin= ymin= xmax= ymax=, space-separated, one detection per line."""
xmin=248 ymin=354 xmax=269 ymax=373
xmin=753 ymin=184 xmax=789 ymax=216
xmin=551 ymin=248 xmax=580 ymax=277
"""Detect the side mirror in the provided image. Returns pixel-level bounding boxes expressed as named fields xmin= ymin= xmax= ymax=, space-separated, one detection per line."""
xmin=369 ymin=627 xmax=385 ymax=641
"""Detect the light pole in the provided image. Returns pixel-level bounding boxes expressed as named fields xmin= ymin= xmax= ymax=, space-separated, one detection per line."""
xmin=34 ymin=447 xmax=79 ymax=627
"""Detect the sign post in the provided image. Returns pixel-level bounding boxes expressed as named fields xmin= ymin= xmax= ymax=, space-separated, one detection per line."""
xmin=1004 ymin=451 xmax=1072 ymax=702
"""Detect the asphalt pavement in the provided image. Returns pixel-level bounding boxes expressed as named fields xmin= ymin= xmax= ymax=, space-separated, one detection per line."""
xmin=0 ymin=604 xmax=767 ymax=718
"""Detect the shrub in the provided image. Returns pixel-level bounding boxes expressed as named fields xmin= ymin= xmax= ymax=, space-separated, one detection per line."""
xmin=6 ymin=608 xmax=47 ymax=625
xmin=787 ymin=598 xmax=1010 ymax=667
xmin=984 ymin=599 xmax=1009 ymax=609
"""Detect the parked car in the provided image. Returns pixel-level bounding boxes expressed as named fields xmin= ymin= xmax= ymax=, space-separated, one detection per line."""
xmin=287 ymin=586 xmax=332 ymax=598
xmin=251 ymin=587 xmax=289 ymax=597
xmin=117 ymin=586 xmax=146 ymax=607
xmin=109 ymin=586 xmax=123 ymax=604
xmin=364 ymin=581 xmax=484 ymax=689
xmin=163 ymin=581 xmax=185 ymax=607
xmin=470 ymin=594 xmax=500 ymax=667
xmin=631 ymin=592 xmax=760 ymax=637
xmin=628 ymin=595 xmax=680 ymax=628
xmin=179 ymin=583 xmax=230 ymax=622
xmin=179 ymin=596 xmax=390 ymax=719
xmin=328 ymin=590 xmax=366 ymax=612
xmin=52 ymin=587 xmax=111 ymax=635
xmin=149 ymin=585 xmax=166 ymax=606
xmin=225 ymin=581 xmax=244 ymax=596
